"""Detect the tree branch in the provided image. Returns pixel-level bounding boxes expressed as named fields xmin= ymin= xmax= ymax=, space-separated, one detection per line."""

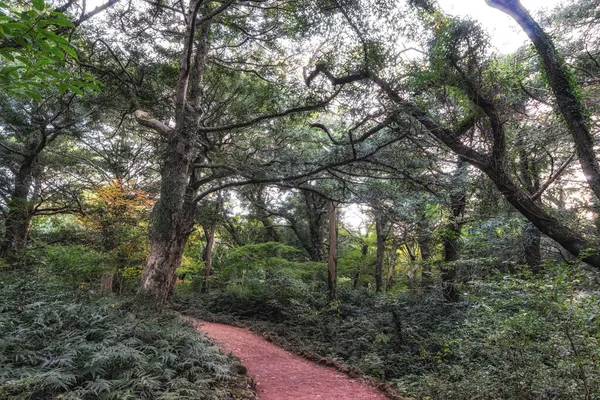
xmin=134 ymin=110 xmax=173 ymax=138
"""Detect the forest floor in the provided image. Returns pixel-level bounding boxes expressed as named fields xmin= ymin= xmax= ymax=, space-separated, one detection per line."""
xmin=186 ymin=318 xmax=391 ymax=400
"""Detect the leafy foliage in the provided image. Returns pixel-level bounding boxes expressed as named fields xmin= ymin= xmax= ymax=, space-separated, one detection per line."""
xmin=0 ymin=0 xmax=100 ymax=99
xmin=179 ymin=261 xmax=600 ymax=399
xmin=0 ymin=271 xmax=243 ymax=400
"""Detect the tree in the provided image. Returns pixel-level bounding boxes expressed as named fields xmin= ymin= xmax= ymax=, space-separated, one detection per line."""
xmin=0 ymin=94 xmax=86 ymax=256
xmin=304 ymin=1 xmax=600 ymax=269
xmin=327 ymin=200 xmax=338 ymax=300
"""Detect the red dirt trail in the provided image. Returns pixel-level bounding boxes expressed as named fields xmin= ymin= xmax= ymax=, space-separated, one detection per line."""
xmin=189 ymin=319 xmax=390 ymax=400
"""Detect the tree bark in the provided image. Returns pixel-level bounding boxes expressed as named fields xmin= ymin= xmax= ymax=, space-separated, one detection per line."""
xmin=519 ymin=151 xmax=543 ymax=270
xmin=376 ymin=80 xmax=600 ymax=269
xmin=487 ymin=0 xmax=600 ymax=203
xmin=386 ymin=239 xmax=400 ymax=290
xmin=136 ymin=3 xmax=211 ymax=308
xmin=201 ymin=193 xmax=222 ymax=294
xmin=374 ymin=209 xmax=387 ymax=292
xmin=441 ymin=158 xmax=466 ymax=302
xmin=1 ymin=160 xmax=35 ymax=256
xmin=138 ymin=138 xmax=197 ymax=307
xmin=201 ymin=222 xmax=216 ymax=293
xmin=304 ymin=190 xmax=326 ymax=262
xmin=354 ymin=242 xmax=368 ymax=289
xmin=327 ymin=201 xmax=337 ymax=301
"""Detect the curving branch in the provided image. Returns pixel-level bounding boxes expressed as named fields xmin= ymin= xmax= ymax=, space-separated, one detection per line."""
xmin=134 ymin=110 xmax=173 ymax=138
xmin=197 ymin=90 xmax=341 ymax=133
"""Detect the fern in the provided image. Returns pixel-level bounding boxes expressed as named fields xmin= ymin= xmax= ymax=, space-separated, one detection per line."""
xmin=0 ymin=271 xmax=242 ymax=399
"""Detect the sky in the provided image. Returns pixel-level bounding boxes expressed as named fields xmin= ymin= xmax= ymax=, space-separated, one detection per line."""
xmin=438 ymin=0 xmax=566 ymax=53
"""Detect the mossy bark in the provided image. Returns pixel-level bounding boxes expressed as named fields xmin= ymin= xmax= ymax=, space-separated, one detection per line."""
xmin=1 ymin=160 xmax=35 ymax=257
xmin=488 ymin=0 xmax=600 ymax=203
xmin=138 ymin=135 xmax=197 ymax=308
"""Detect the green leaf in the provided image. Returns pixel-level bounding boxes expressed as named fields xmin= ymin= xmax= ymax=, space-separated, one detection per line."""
xmin=3 ymin=22 xmax=29 ymax=30
xmin=0 ymin=51 xmax=14 ymax=61
xmin=65 ymin=84 xmax=83 ymax=96
xmin=50 ymin=45 xmax=64 ymax=59
xmin=57 ymin=82 xmax=68 ymax=94
xmin=47 ymin=18 xmax=75 ymax=28
xmin=39 ymin=29 xmax=69 ymax=45
xmin=36 ymin=38 xmax=52 ymax=54
xmin=24 ymin=88 xmax=42 ymax=101
xmin=33 ymin=0 xmax=45 ymax=11
xmin=59 ymin=43 xmax=77 ymax=60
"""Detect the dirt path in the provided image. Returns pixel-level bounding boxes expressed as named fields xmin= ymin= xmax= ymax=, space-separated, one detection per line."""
xmin=188 ymin=318 xmax=390 ymax=400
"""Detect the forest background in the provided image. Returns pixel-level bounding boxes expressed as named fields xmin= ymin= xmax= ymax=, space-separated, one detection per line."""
xmin=1 ymin=0 xmax=600 ymax=398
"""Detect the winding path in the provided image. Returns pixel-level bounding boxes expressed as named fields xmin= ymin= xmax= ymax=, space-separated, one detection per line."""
xmin=188 ymin=318 xmax=390 ymax=400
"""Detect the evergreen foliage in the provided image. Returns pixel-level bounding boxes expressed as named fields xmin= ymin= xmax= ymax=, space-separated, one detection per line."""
xmin=0 ymin=271 xmax=244 ymax=400
xmin=178 ymin=261 xmax=600 ymax=399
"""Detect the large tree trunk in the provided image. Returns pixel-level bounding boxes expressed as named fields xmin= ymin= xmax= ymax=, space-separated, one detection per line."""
xmin=488 ymin=0 xmax=600 ymax=203
xmin=138 ymin=140 xmax=197 ymax=307
xmin=327 ymin=201 xmax=337 ymax=301
xmin=374 ymin=209 xmax=387 ymax=292
xmin=1 ymin=161 xmax=34 ymax=256
xmin=135 ymin=6 xmax=211 ymax=308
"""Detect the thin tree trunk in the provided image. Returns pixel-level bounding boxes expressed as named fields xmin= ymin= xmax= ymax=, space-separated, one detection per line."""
xmin=101 ymin=274 xmax=114 ymax=292
xmin=201 ymin=191 xmax=222 ymax=293
xmin=374 ymin=209 xmax=387 ymax=293
xmin=201 ymin=222 xmax=217 ymax=293
xmin=354 ymin=242 xmax=368 ymax=289
xmin=327 ymin=201 xmax=337 ymax=301
xmin=305 ymin=191 xmax=326 ymax=262
xmin=519 ymin=151 xmax=543 ymax=271
xmin=441 ymin=158 xmax=467 ymax=303
xmin=386 ymin=239 xmax=400 ymax=290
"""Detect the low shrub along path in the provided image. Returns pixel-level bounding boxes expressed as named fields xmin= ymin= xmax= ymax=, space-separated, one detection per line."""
xmin=188 ymin=318 xmax=390 ymax=400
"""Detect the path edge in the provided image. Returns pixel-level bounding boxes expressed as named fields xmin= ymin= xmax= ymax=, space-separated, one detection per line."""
xmin=179 ymin=311 xmax=412 ymax=400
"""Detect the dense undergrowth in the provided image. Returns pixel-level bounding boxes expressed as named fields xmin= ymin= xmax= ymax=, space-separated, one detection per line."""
xmin=177 ymin=262 xmax=600 ymax=400
xmin=0 ymin=269 xmax=250 ymax=400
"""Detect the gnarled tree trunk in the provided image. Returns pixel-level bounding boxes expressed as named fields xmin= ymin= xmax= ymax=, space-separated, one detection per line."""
xmin=488 ymin=0 xmax=600 ymax=203
xmin=138 ymin=137 xmax=197 ymax=307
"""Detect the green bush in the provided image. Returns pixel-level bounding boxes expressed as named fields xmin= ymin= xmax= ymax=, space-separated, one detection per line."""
xmin=179 ymin=261 xmax=600 ymax=399
xmin=401 ymin=263 xmax=600 ymax=399
xmin=30 ymin=244 xmax=110 ymax=286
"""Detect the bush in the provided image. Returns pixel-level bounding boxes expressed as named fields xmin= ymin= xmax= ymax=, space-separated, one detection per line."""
xmin=401 ymin=263 xmax=600 ymax=399
xmin=179 ymin=261 xmax=600 ymax=399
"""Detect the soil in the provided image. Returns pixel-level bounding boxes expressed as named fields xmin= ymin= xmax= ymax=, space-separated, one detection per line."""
xmin=187 ymin=318 xmax=391 ymax=400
